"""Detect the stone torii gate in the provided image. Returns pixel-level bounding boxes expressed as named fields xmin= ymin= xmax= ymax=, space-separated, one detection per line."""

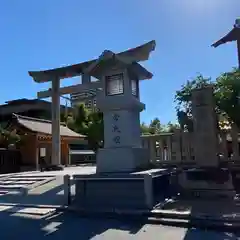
xmin=28 ymin=41 xmax=156 ymax=168
xmin=212 ymin=18 xmax=240 ymax=68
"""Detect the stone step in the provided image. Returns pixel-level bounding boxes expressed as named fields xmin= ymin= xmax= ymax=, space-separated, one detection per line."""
xmin=0 ymin=185 xmax=25 ymax=189
xmin=9 ymin=175 xmax=54 ymax=179
xmin=0 ymin=205 xmax=56 ymax=215
xmin=0 ymin=181 xmax=37 ymax=185
xmin=8 ymin=177 xmax=49 ymax=181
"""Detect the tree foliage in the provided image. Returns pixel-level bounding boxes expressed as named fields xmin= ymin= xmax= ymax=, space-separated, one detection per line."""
xmin=140 ymin=118 xmax=179 ymax=135
xmin=175 ymin=69 xmax=240 ymax=130
xmin=175 ymin=74 xmax=212 ymax=115
xmin=214 ymin=68 xmax=240 ymax=128
xmin=0 ymin=127 xmax=21 ymax=148
xmin=65 ymin=104 xmax=104 ymax=151
xmin=149 ymin=118 xmax=162 ymax=134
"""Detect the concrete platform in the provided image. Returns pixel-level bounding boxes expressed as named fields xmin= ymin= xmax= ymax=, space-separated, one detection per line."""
xmin=72 ymin=168 xmax=175 ymax=211
xmin=179 ymin=168 xmax=236 ymax=199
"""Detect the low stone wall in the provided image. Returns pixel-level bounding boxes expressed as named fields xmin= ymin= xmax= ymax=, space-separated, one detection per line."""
xmin=179 ymin=168 xmax=236 ymax=199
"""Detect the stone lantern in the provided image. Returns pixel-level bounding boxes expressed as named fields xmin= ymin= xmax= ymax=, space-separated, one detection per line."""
xmin=86 ymin=50 xmax=152 ymax=173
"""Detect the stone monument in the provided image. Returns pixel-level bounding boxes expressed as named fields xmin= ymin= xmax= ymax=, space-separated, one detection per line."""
xmin=192 ymin=86 xmax=219 ymax=167
xmin=179 ymin=85 xmax=235 ymax=199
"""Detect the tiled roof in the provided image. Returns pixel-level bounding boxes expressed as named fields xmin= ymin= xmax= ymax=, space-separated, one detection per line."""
xmin=12 ymin=114 xmax=85 ymax=138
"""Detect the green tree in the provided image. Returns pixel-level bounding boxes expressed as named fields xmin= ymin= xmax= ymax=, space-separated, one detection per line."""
xmin=175 ymin=69 xmax=240 ymax=130
xmin=215 ymin=68 xmax=240 ymax=128
xmin=140 ymin=119 xmax=178 ymax=134
xmin=67 ymin=103 xmax=89 ymax=135
xmin=0 ymin=126 xmax=21 ymax=148
xmin=175 ymin=74 xmax=211 ymax=115
xmin=165 ymin=122 xmax=180 ymax=132
xmin=87 ymin=111 xmax=104 ymax=151
xmin=140 ymin=122 xmax=151 ymax=135
xmin=175 ymin=74 xmax=212 ymax=131
xmin=149 ymin=117 xmax=162 ymax=134
xmin=66 ymin=104 xmax=104 ymax=151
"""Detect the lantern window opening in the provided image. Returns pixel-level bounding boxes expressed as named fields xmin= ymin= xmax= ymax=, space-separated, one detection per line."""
xmin=106 ymin=73 xmax=124 ymax=96
xmin=131 ymin=79 xmax=138 ymax=97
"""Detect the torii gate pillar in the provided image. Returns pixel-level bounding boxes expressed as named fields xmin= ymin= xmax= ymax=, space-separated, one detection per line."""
xmin=51 ymin=78 xmax=61 ymax=166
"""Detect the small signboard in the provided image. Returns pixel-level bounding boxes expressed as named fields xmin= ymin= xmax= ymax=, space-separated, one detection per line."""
xmin=40 ymin=148 xmax=46 ymax=157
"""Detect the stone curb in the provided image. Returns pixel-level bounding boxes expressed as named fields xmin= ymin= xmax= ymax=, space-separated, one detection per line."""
xmin=0 ymin=203 xmax=59 ymax=216
xmin=0 ymin=203 xmax=62 ymax=209
xmin=0 ymin=175 xmax=56 ymax=195
xmin=62 ymin=207 xmax=240 ymax=232
xmin=0 ymin=202 xmax=239 ymax=232
xmin=21 ymin=177 xmax=57 ymax=195
xmin=149 ymin=210 xmax=240 ymax=223
xmin=63 ymin=207 xmax=240 ymax=223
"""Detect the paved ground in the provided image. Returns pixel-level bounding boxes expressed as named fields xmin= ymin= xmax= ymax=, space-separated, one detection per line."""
xmin=0 ymin=166 xmax=240 ymax=239
xmin=0 ymin=174 xmax=55 ymax=192
xmin=0 ymin=166 xmax=93 ymax=206
xmin=0 ymin=210 xmax=239 ymax=239
xmin=20 ymin=166 xmax=97 ymax=178
xmin=0 ymin=176 xmax=68 ymax=206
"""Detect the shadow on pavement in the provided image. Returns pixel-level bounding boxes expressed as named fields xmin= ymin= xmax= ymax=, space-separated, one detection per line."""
xmin=0 ymin=209 xmax=240 ymax=239
xmin=0 ymin=210 xmax=145 ymax=239
xmin=183 ymin=228 xmax=240 ymax=240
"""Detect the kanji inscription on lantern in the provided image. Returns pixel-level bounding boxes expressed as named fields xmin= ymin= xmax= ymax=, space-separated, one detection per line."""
xmin=113 ymin=114 xmax=120 ymax=121
xmin=113 ymin=136 xmax=121 ymax=144
xmin=112 ymin=125 xmax=121 ymax=133
xmin=112 ymin=113 xmax=121 ymax=145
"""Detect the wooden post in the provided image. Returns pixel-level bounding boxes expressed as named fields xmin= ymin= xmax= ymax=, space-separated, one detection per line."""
xmin=51 ymin=78 xmax=61 ymax=166
xmin=35 ymin=136 xmax=39 ymax=171
xmin=64 ymin=142 xmax=70 ymax=166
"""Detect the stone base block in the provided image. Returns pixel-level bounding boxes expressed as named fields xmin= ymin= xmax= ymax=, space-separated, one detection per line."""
xmin=73 ymin=173 xmax=153 ymax=210
xmin=96 ymin=147 xmax=149 ymax=173
xmin=179 ymin=168 xmax=236 ymax=199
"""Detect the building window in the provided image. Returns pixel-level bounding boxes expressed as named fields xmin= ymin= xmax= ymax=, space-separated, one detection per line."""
xmin=106 ymin=73 xmax=124 ymax=96
xmin=93 ymin=99 xmax=97 ymax=106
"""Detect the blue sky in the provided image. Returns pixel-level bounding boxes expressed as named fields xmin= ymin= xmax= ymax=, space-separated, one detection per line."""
xmin=0 ymin=0 xmax=239 ymax=124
